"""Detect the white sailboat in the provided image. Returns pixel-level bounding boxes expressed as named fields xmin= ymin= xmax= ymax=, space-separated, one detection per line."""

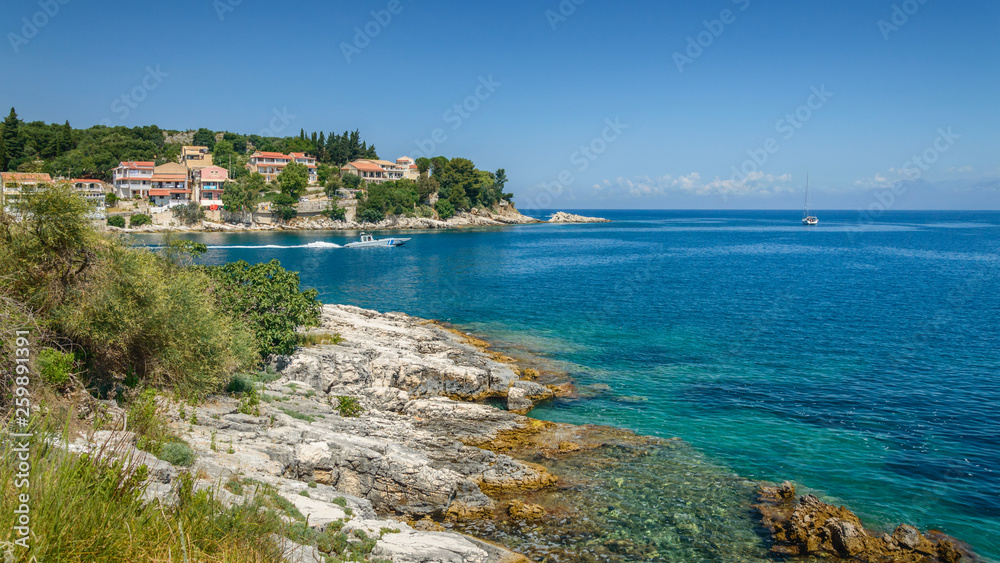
xmin=802 ymin=174 xmax=818 ymax=226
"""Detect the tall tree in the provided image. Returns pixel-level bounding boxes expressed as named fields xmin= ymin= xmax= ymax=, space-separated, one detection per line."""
xmin=192 ymin=128 xmax=216 ymax=150
xmin=1 ymin=108 xmax=24 ymax=171
xmin=277 ymin=162 xmax=309 ymax=198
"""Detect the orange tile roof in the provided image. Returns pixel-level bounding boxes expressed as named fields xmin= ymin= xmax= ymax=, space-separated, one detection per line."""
xmin=152 ymin=174 xmax=188 ymax=182
xmin=119 ymin=161 xmax=154 ymax=169
xmin=344 ymin=160 xmax=384 ymax=173
xmin=148 ymin=189 xmax=171 ymax=196
xmin=1 ymin=172 xmax=52 ymax=183
xmin=71 ymin=178 xmax=104 ymax=184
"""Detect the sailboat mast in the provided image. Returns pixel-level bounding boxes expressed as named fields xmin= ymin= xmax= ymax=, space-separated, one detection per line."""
xmin=803 ymin=173 xmax=810 ymax=218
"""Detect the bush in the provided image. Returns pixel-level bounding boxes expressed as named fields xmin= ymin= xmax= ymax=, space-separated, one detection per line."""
xmin=435 ymin=199 xmax=455 ymax=220
xmin=336 ymin=396 xmax=362 ymax=418
xmin=200 ymin=259 xmax=320 ymax=359
xmin=415 ymin=204 xmax=435 ymax=218
xmin=238 ymin=388 xmax=261 ymax=416
xmin=128 ymin=389 xmax=175 ymax=453
xmin=38 ymin=347 xmax=75 ymax=386
xmin=171 ymin=202 xmax=205 ymax=226
xmin=107 ymin=215 xmax=126 ymax=228
xmin=129 ymin=213 xmax=152 ymax=227
xmin=159 ymin=442 xmax=196 ymax=466
xmin=324 ymin=203 xmax=346 ymax=221
xmin=358 ymin=208 xmax=384 ymax=224
xmin=226 ymin=373 xmax=256 ymax=395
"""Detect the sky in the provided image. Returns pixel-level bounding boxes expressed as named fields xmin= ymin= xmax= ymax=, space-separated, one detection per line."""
xmin=1 ymin=0 xmax=998 ymax=210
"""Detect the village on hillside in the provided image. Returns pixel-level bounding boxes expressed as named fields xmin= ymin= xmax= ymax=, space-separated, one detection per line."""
xmin=0 ymin=145 xmax=425 ymax=227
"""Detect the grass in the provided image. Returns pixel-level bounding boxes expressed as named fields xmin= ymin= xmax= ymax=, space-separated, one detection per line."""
xmin=0 ymin=421 xmax=285 ymax=561
xmin=159 ymin=442 xmax=196 ymax=466
xmin=279 ymin=407 xmax=317 ymax=423
xmin=237 ymin=388 xmax=261 ymax=417
xmin=296 ymin=331 xmax=344 ymax=347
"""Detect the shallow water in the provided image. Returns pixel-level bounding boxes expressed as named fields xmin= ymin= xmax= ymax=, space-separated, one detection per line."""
xmin=139 ymin=210 xmax=1000 ymax=560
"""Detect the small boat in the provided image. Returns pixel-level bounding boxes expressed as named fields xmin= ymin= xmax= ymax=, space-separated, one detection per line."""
xmin=344 ymin=232 xmax=410 ymax=248
xmin=802 ymin=173 xmax=818 ymax=226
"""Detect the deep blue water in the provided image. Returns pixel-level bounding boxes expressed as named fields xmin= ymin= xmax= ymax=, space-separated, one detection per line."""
xmin=142 ymin=210 xmax=1000 ymax=559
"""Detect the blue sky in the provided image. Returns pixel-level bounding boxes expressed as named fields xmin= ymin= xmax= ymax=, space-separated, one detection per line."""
xmin=2 ymin=0 xmax=998 ymax=209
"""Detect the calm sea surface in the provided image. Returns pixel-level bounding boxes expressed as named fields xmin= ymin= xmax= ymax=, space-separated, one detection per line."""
xmin=139 ymin=210 xmax=1000 ymax=560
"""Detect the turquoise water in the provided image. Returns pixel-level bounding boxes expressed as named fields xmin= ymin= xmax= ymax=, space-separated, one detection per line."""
xmin=145 ymin=210 xmax=1000 ymax=559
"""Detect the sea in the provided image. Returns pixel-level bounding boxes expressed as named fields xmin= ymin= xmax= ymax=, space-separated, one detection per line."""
xmin=138 ymin=210 xmax=1000 ymax=561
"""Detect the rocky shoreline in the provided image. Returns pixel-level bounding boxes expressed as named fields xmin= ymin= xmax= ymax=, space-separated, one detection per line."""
xmin=70 ymin=305 xmax=980 ymax=562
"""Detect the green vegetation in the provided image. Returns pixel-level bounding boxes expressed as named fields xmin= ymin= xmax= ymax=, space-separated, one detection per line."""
xmin=171 ymin=201 xmax=205 ymax=226
xmin=37 ymin=347 xmax=74 ymax=386
xmin=272 ymin=193 xmax=298 ymax=222
xmin=106 ymin=215 xmax=126 ymax=228
xmin=237 ymin=388 xmax=262 ymax=416
xmin=279 ymin=407 xmax=316 ymax=423
xmin=358 ymin=207 xmax=385 ymax=224
xmin=222 ymin=172 xmax=266 ymax=217
xmin=277 ymin=161 xmax=309 ymax=199
xmin=225 ymin=373 xmax=256 ymax=395
xmin=199 ymin=259 xmax=321 ymax=359
xmin=336 ymin=396 xmax=363 ymax=418
xmin=129 ymin=213 xmax=152 ymax=227
xmin=435 ymin=199 xmax=455 ymax=220
xmin=0 ymin=429 xmax=285 ymax=561
xmin=324 ymin=201 xmax=347 ymax=221
xmin=297 ymin=331 xmax=344 ymax=347
xmin=159 ymin=442 xmax=196 ymax=466
xmin=0 ymin=107 xmax=381 ymax=181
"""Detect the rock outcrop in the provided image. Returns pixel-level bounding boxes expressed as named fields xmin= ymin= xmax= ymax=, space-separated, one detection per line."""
xmin=547 ymin=211 xmax=611 ymax=223
xmin=753 ymin=482 xmax=975 ymax=562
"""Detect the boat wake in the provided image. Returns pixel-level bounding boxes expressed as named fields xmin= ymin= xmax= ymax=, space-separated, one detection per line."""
xmin=205 ymin=241 xmax=343 ymax=249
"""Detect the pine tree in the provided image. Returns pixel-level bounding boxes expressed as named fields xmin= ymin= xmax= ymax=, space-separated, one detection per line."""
xmin=1 ymin=108 xmax=23 ymax=171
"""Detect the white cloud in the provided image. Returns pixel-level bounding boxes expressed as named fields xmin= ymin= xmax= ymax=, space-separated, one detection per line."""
xmin=592 ymin=172 xmax=795 ymax=199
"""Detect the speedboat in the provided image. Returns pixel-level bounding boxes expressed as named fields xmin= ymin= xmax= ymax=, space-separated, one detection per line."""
xmin=344 ymin=232 xmax=410 ymax=248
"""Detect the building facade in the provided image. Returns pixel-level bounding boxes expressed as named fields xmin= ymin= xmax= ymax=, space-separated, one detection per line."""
xmin=112 ymin=161 xmax=155 ymax=199
xmin=180 ymin=146 xmax=214 ymax=170
xmin=340 ymin=159 xmax=410 ymax=184
xmin=248 ymin=151 xmax=318 ymax=183
xmin=149 ymin=163 xmax=191 ymax=209
xmin=195 ymin=165 xmax=229 ymax=207
xmin=0 ymin=172 xmax=53 ymax=208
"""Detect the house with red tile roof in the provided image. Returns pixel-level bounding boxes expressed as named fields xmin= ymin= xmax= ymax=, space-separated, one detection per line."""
xmin=340 ymin=159 xmax=408 ymax=184
xmin=113 ymin=161 xmax=155 ymax=199
xmin=0 ymin=172 xmax=52 ymax=207
xmin=248 ymin=151 xmax=318 ymax=183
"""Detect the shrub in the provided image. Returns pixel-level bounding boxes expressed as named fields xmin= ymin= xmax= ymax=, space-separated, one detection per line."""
xmin=226 ymin=373 xmax=256 ymax=395
xmin=129 ymin=389 xmax=174 ymax=453
xmin=415 ymin=204 xmax=435 ymax=218
xmin=435 ymin=199 xmax=455 ymax=220
xmin=238 ymin=388 xmax=261 ymax=416
xmin=171 ymin=202 xmax=205 ymax=226
xmin=159 ymin=442 xmax=196 ymax=466
xmin=38 ymin=347 xmax=75 ymax=386
xmin=336 ymin=396 xmax=362 ymax=418
xmin=129 ymin=213 xmax=152 ymax=227
xmin=358 ymin=208 xmax=384 ymax=224
xmin=324 ymin=203 xmax=346 ymax=221
xmin=200 ymin=259 xmax=320 ymax=359
xmin=107 ymin=215 xmax=126 ymax=228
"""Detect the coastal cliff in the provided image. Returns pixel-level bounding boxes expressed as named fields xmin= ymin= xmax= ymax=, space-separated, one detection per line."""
xmin=69 ymin=305 xmax=980 ymax=562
